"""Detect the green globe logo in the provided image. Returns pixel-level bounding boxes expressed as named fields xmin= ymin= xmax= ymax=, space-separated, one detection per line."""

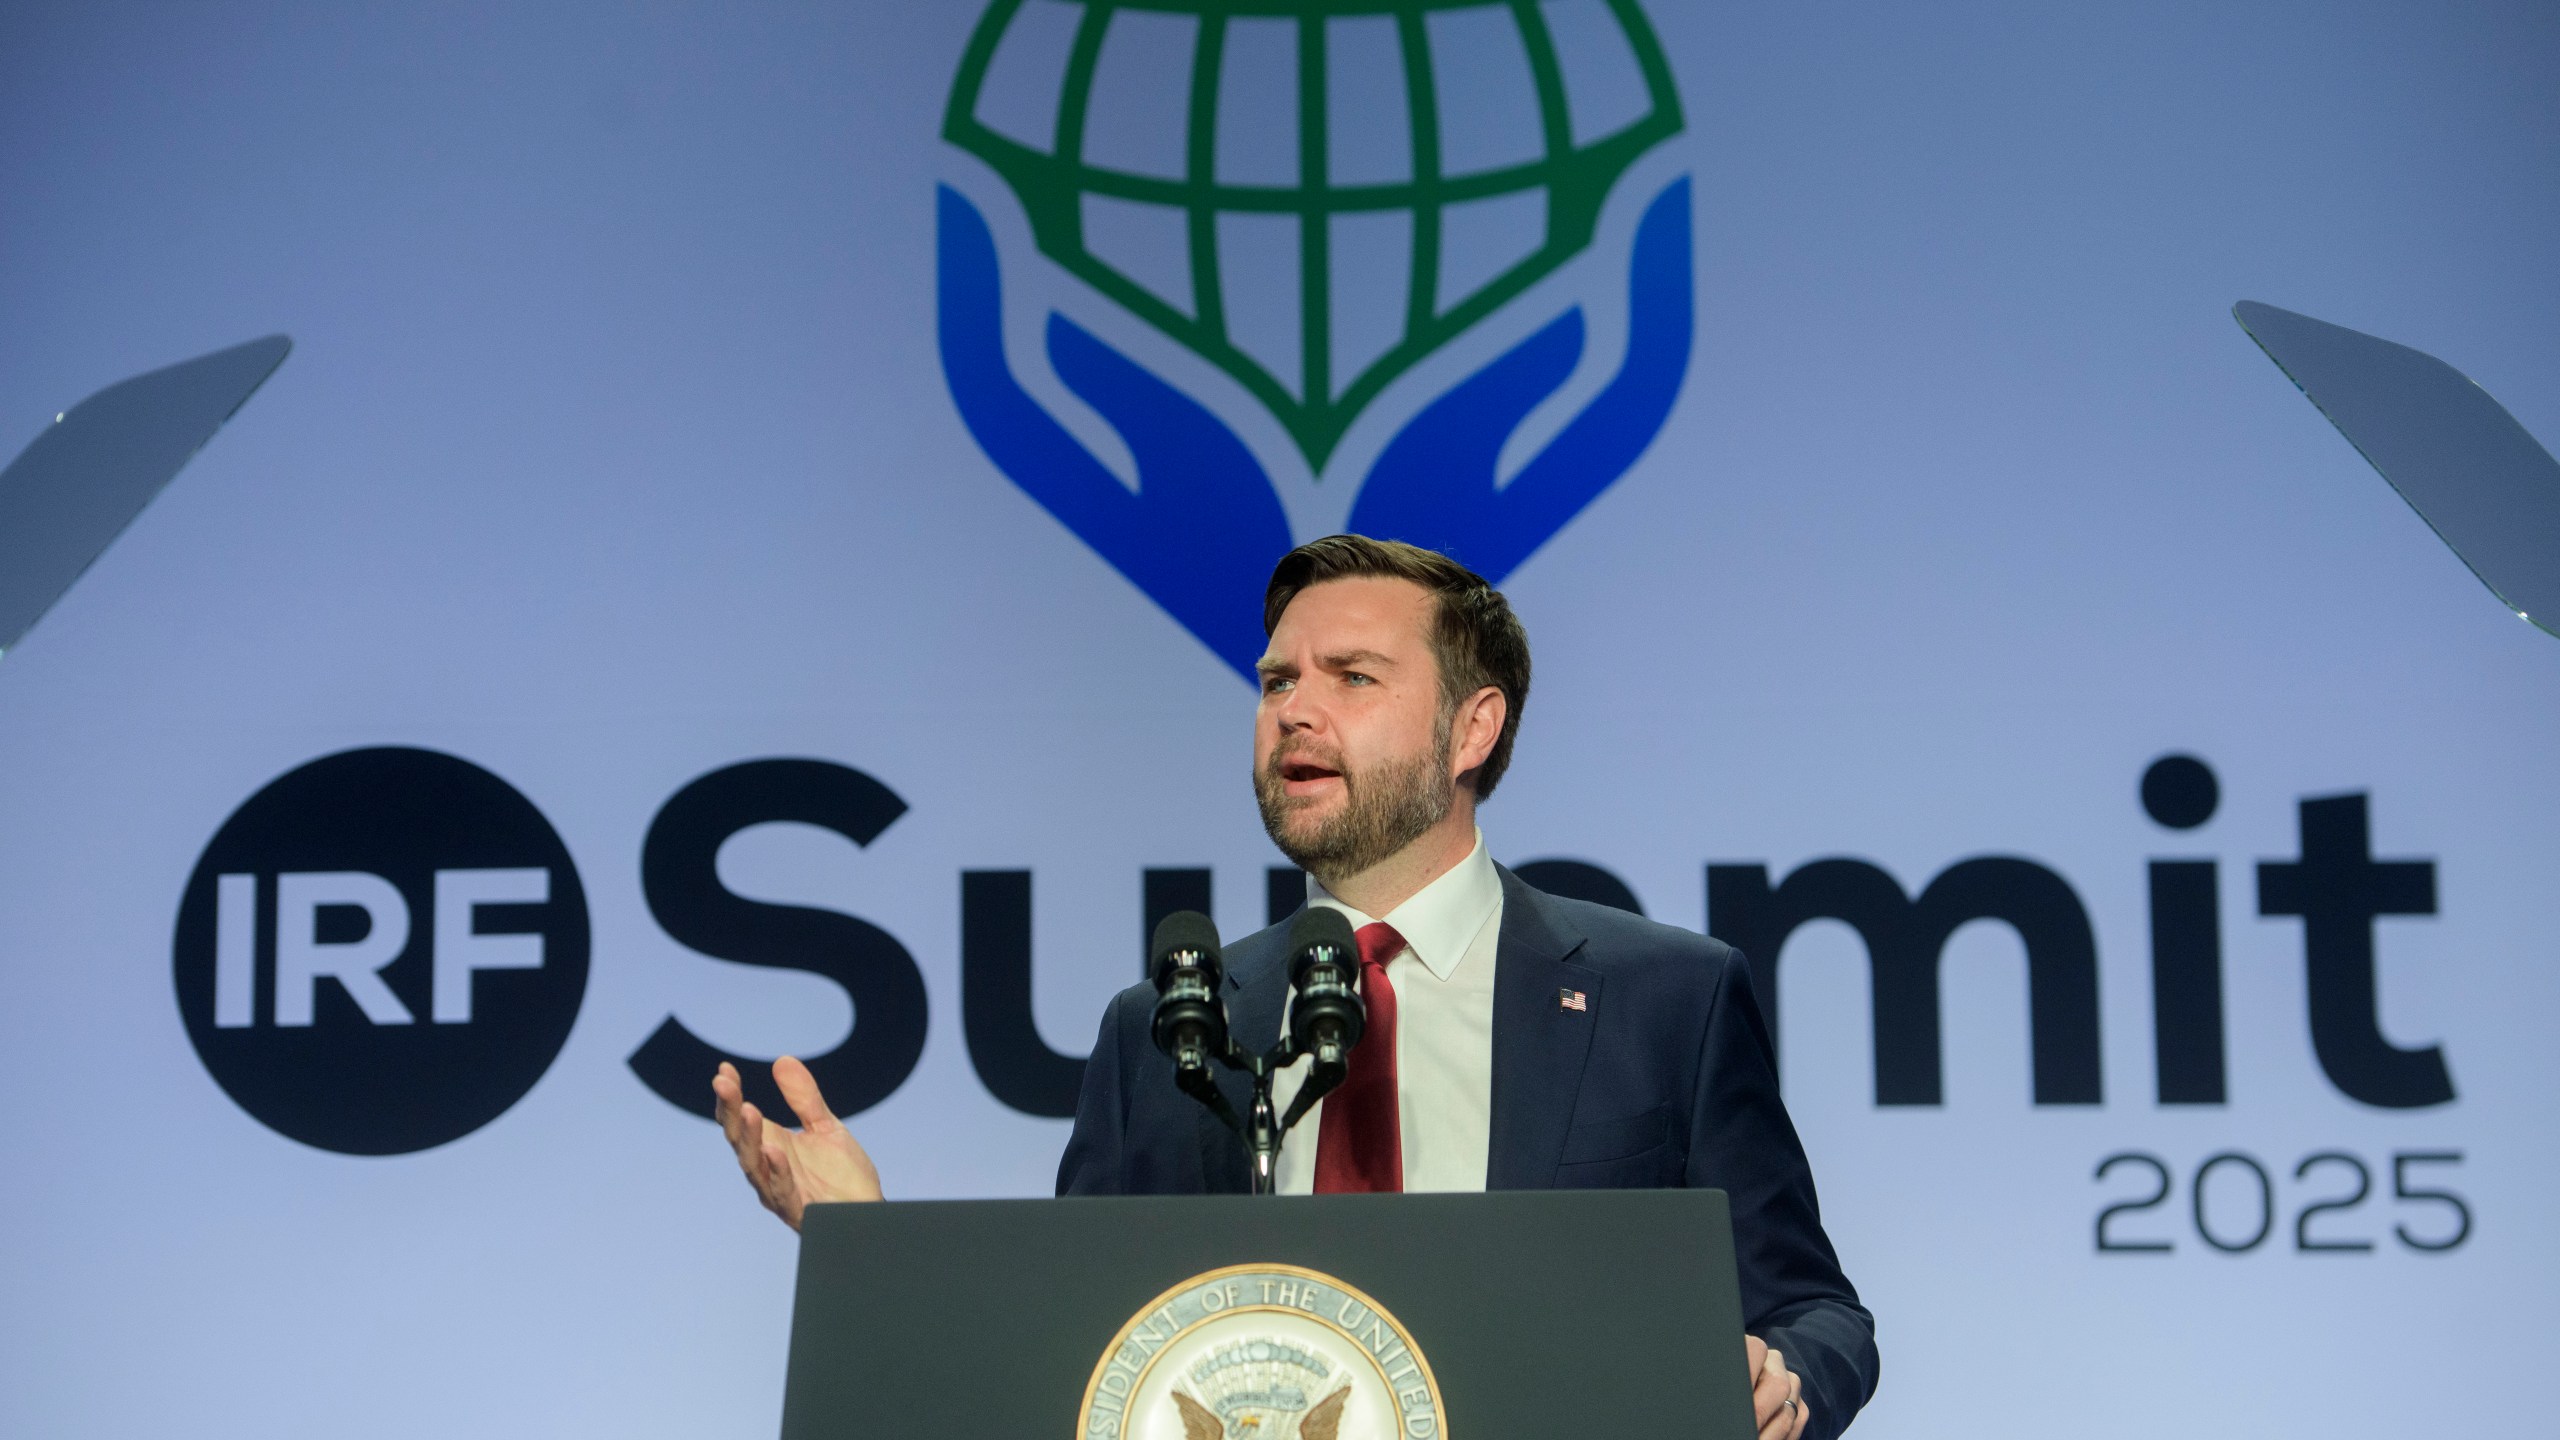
xmin=945 ymin=0 xmax=1682 ymax=472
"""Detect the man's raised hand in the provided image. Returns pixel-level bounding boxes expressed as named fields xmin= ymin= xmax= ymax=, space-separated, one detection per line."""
xmin=712 ymin=1056 xmax=883 ymax=1230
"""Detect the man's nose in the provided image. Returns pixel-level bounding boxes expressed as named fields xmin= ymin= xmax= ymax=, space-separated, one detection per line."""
xmin=1271 ymin=685 xmax=1322 ymax=732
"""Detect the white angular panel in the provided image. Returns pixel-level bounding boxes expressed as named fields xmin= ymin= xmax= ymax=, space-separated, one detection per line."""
xmin=1080 ymin=7 xmax=1196 ymax=180
xmin=1082 ymin=193 xmax=1194 ymax=316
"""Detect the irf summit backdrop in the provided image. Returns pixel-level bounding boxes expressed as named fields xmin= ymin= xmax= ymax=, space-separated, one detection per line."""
xmin=3 ymin=3 xmax=2557 ymax=1436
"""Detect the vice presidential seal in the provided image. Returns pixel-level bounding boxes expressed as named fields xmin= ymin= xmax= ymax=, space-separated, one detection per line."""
xmin=1078 ymin=1264 xmax=1446 ymax=1440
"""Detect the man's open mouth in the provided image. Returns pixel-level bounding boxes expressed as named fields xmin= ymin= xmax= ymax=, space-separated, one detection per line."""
xmin=1273 ymin=754 xmax=1346 ymax=800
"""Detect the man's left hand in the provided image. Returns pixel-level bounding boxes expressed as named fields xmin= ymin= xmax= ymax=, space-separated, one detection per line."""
xmin=1745 ymin=1334 xmax=1808 ymax=1440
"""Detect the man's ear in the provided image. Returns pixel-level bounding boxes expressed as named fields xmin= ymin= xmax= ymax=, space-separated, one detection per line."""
xmin=1450 ymin=686 xmax=1505 ymax=783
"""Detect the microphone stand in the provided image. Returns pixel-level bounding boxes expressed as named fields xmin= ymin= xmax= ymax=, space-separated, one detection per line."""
xmin=1186 ymin=1036 xmax=1348 ymax=1196
xmin=1245 ymin=1052 xmax=1282 ymax=1195
xmin=1154 ymin=911 xmax=1362 ymax=1196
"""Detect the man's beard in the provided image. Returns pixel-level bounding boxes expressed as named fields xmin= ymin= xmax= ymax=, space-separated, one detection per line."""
xmin=1254 ymin=725 xmax=1456 ymax=883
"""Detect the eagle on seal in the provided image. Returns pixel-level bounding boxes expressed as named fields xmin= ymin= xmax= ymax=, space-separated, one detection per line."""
xmin=1297 ymin=1385 xmax=1351 ymax=1440
xmin=1171 ymin=1384 xmax=1351 ymax=1440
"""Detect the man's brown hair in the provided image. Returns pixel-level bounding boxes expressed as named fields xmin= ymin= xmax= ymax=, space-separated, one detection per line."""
xmin=1261 ymin=535 xmax=1532 ymax=799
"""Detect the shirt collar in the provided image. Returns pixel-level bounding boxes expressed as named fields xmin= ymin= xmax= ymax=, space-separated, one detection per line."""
xmin=1305 ymin=830 xmax=1501 ymax=982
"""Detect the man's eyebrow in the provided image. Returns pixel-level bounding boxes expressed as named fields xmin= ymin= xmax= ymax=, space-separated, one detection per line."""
xmin=1318 ymin=649 xmax=1397 ymax=670
xmin=1254 ymin=656 xmax=1294 ymax=678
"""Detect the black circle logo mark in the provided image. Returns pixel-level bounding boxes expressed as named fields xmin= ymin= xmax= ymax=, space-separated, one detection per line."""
xmin=173 ymin=747 xmax=590 ymax=1155
xmin=2141 ymin=754 xmax=2220 ymax=831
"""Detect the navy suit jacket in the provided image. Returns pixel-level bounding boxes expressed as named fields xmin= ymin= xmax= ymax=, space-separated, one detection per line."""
xmin=1057 ymin=867 xmax=1879 ymax=1438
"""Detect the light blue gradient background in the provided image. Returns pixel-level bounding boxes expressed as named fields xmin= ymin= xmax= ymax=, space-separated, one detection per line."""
xmin=2 ymin=3 xmax=2555 ymax=1436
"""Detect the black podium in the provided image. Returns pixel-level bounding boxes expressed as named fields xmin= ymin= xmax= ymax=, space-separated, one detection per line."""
xmin=780 ymin=1189 xmax=1757 ymax=1439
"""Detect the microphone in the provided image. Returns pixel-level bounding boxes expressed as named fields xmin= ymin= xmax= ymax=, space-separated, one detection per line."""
xmin=1286 ymin=907 xmax=1366 ymax=1071
xmin=1148 ymin=910 xmax=1229 ymax=1074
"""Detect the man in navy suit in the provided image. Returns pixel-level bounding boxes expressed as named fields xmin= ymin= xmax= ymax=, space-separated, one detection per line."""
xmin=714 ymin=536 xmax=1876 ymax=1440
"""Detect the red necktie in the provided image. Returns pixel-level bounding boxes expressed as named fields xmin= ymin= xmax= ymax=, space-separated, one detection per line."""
xmin=1314 ymin=922 xmax=1404 ymax=1193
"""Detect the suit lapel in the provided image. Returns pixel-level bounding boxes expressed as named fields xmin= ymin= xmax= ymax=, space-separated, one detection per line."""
xmin=1485 ymin=869 xmax=1603 ymax=1189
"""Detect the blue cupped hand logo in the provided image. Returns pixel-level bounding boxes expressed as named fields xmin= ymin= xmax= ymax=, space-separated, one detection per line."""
xmin=936 ymin=177 xmax=1694 ymax=683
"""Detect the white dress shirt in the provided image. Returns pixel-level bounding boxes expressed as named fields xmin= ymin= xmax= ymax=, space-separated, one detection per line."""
xmin=1273 ymin=831 xmax=1503 ymax=1194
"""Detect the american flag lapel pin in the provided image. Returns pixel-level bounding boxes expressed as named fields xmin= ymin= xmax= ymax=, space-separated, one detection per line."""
xmin=1559 ymin=987 xmax=1587 ymax=1012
